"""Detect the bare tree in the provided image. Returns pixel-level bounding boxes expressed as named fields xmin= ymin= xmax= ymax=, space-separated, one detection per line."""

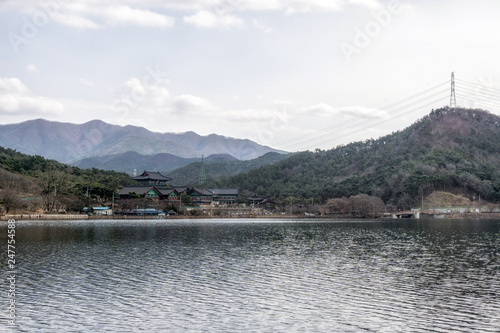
xmin=1 ymin=190 xmax=21 ymax=214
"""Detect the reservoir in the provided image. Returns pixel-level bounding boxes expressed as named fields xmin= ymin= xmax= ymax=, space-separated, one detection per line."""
xmin=1 ymin=218 xmax=499 ymax=332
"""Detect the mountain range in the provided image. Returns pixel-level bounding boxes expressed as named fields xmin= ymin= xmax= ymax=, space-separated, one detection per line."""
xmin=3 ymin=107 xmax=500 ymax=213
xmin=0 ymin=119 xmax=285 ymax=165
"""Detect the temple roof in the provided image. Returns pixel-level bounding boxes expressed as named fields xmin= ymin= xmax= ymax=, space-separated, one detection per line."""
xmin=188 ymin=188 xmax=215 ymax=196
xmin=132 ymin=171 xmax=172 ymax=182
xmin=172 ymin=186 xmax=189 ymax=193
xmin=157 ymin=188 xmax=179 ymax=196
xmin=247 ymin=194 xmax=264 ymax=201
xmin=207 ymin=188 xmax=238 ymax=195
xmin=118 ymin=186 xmax=159 ymax=195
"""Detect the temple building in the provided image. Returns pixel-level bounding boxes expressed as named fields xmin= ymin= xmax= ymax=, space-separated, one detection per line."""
xmin=208 ymin=188 xmax=238 ymax=205
xmin=117 ymin=170 xmax=239 ymax=207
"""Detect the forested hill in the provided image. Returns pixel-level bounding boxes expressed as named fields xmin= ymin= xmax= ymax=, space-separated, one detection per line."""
xmin=167 ymin=152 xmax=290 ymax=185
xmin=0 ymin=146 xmax=133 ymax=212
xmin=225 ymin=107 xmax=500 ymax=209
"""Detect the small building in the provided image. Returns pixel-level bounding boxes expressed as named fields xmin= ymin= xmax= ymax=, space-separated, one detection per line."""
xmin=247 ymin=195 xmax=264 ymax=206
xmin=84 ymin=206 xmax=113 ymax=216
xmin=122 ymin=208 xmax=165 ymax=216
xmin=260 ymin=198 xmax=278 ymax=208
xmin=247 ymin=195 xmax=277 ymax=208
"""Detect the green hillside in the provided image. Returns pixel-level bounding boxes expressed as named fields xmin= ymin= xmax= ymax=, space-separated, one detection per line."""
xmin=224 ymin=107 xmax=500 ymax=209
xmin=0 ymin=147 xmax=133 ymax=213
xmin=166 ymin=152 xmax=290 ymax=185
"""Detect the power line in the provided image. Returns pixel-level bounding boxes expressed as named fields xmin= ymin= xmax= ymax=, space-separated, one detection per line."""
xmin=268 ymin=73 xmax=500 ymax=152
xmin=274 ymin=81 xmax=449 ymax=151
xmin=299 ymin=92 xmax=449 ymax=151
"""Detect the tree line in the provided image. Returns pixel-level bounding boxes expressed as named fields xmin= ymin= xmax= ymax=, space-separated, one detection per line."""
xmin=0 ymin=146 xmax=133 ymax=213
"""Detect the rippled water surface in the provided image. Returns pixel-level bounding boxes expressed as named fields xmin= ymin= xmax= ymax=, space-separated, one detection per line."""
xmin=1 ymin=218 xmax=499 ymax=332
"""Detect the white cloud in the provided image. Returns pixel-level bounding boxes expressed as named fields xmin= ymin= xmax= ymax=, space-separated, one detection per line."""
xmin=184 ymin=10 xmax=244 ymax=29
xmin=173 ymin=94 xmax=215 ymax=113
xmin=52 ymin=13 xmax=102 ymax=30
xmin=100 ymin=6 xmax=175 ymax=27
xmin=0 ymin=77 xmax=64 ymax=115
xmin=0 ymin=0 xmax=387 ymax=32
xmin=283 ymin=0 xmax=345 ymax=14
xmin=302 ymin=103 xmax=337 ymax=117
xmin=302 ymin=103 xmax=389 ymax=119
xmin=80 ymin=79 xmax=94 ymax=88
xmin=49 ymin=3 xmax=175 ymax=29
xmin=253 ymin=19 xmax=274 ymax=33
xmin=347 ymin=0 xmax=383 ymax=10
xmin=0 ymin=77 xmax=30 ymax=94
xmin=220 ymin=108 xmax=279 ymax=122
xmin=337 ymin=105 xmax=390 ymax=119
xmin=27 ymin=64 xmax=38 ymax=73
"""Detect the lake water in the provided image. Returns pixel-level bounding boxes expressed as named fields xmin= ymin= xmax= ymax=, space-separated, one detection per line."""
xmin=1 ymin=218 xmax=499 ymax=332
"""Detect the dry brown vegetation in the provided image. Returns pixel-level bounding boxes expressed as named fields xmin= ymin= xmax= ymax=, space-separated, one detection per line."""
xmin=423 ymin=191 xmax=471 ymax=208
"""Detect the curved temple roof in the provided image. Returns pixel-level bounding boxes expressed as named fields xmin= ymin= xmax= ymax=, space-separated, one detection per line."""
xmin=132 ymin=170 xmax=173 ymax=182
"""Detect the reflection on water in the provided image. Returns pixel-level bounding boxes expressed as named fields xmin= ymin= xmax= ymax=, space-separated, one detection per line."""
xmin=1 ymin=219 xmax=499 ymax=332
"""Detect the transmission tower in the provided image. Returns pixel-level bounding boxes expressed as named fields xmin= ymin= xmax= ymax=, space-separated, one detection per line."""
xmin=198 ymin=155 xmax=206 ymax=185
xmin=450 ymin=71 xmax=456 ymax=108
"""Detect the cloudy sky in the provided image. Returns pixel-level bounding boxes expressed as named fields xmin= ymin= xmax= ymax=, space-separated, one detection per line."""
xmin=1 ymin=0 xmax=500 ymax=152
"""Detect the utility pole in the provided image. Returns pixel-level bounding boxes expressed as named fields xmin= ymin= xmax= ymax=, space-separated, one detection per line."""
xmin=450 ymin=71 xmax=456 ymax=108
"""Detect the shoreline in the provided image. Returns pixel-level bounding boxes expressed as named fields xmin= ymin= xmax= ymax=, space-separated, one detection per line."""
xmin=0 ymin=213 xmax=310 ymax=221
xmin=2 ymin=212 xmax=500 ymax=221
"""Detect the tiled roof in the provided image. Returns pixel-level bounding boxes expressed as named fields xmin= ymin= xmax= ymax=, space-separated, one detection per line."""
xmin=188 ymin=188 xmax=215 ymax=196
xmin=118 ymin=186 xmax=157 ymax=195
xmin=207 ymin=188 xmax=238 ymax=195
xmin=132 ymin=171 xmax=172 ymax=181
xmin=247 ymin=195 xmax=264 ymax=201
xmin=157 ymin=188 xmax=178 ymax=195
xmin=172 ymin=186 xmax=189 ymax=193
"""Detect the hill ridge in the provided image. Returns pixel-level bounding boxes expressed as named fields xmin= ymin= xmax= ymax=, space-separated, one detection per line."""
xmin=225 ymin=107 xmax=500 ymax=209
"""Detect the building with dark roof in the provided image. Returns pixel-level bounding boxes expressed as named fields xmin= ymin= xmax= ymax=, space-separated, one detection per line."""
xmin=247 ymin=194 xmax=276 ymax=207
xmin=117 ymin=172 xmax=240 ymax=208
xmin=118 ymin=186 xmax=162 ymax=201
xmin=187 ymin=188 xmax=215 ymax=205
xmin=132 ymin=171 xmax=172 ymax=186
xmin=157 ymin=188 xmax=181 ymax=203
xmin=207 ymin=188 xmax=238 ymax=205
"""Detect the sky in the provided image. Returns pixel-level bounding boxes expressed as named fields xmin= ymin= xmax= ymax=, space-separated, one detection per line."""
xmin=1 ymin=0 xmax=500 ymax=152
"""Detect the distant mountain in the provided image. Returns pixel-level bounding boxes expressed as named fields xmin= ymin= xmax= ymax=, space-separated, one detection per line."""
xmin=73 ymin=149 xmax=289 ymax=184
xmin=73 ymin=151 xmax=198 ymax=174
xmin=166 ymin=151 xmax=291 ymax=185
xmin=0 ymin=119 xmax=285 ymax=163
xmin=224 ymin=107 xmax=500 ymax=209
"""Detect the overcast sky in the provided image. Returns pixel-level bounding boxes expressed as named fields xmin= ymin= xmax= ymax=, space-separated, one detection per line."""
xmin=1 ymin=0 xmax=500 ymax=152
